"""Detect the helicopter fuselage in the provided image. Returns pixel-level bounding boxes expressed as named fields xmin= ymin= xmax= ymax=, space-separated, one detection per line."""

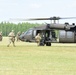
xmin=19 ymin=23 xmax=76 ymax=46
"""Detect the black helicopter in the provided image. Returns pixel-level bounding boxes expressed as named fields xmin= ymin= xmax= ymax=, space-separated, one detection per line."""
xmin=16 ymin=16 xmax=76 ymax=46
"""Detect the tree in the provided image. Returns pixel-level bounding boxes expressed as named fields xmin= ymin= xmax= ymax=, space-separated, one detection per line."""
xmin=0 ymin=22 xmax=41 ymax=36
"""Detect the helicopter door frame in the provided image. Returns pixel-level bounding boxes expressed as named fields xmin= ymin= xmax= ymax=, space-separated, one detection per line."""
xmin=33 ymin=30 xmax=36 ymax=38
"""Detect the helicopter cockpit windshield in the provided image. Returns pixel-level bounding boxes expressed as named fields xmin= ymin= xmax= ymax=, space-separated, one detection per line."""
xmin=25 ymin=29 xmax=33 ymax=35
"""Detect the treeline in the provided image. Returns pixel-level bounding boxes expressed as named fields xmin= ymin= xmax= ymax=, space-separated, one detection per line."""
xmin=0 ymin=22 xmax=41 ymax=36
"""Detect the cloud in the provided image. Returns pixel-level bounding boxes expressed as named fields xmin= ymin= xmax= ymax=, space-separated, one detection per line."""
xmin=67 ymin=1 xmax=76 ymax=8
xmin=29 ymin=3 xmax=41 ymax=9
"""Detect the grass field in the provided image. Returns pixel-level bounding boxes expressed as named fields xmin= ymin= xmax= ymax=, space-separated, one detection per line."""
xmin=0 ymin=37 xmax=76 ymax=75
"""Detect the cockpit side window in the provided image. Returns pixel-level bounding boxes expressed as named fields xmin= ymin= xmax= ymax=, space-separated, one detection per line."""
xmin=26 ymin=29 xmax=33 ymax=35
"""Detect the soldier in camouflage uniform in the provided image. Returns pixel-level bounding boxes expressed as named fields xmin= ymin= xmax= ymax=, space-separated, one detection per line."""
xmin=7 ymin=30 xmax=16 ymax=47
xmin=35 ymin=33 xmax=41 ymax=46
xmin=16 ymin=31 xmax=21 ymax=41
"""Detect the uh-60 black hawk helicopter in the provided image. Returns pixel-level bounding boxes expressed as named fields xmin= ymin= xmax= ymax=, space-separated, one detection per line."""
xmin=16 ymin=16 xmax=76 ymax=46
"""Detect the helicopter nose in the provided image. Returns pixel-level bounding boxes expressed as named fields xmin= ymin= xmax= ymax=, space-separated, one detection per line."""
xmin=19 ymin=35 xmax=25 ymax=41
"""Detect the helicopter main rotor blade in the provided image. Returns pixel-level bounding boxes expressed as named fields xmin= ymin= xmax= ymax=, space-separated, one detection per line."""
xmin=26 ymin=18 xmax=50 ymax=20
xmin=26 ymin=17 xmax=61 ymax=20
xmin=60 ymin=17 xmax=76 ymax=19
xmin=10 ymin=17 xmax=76 ymax=21
xmin=10 ymin=17 xmax=61 ymax=21
xmin=28 ymin=17 xmax=76 ymax=20
xmin=10 ymin=18 xmax=28 ymax=21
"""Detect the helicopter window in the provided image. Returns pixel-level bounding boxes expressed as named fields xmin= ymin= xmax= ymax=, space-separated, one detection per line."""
xmin=59 ymin=30 xmax=65 ymax=38
xmin=67 ymin=32 xmax=73 ymax=38
xmin=26 ymin=29 xmax=32 ymax=35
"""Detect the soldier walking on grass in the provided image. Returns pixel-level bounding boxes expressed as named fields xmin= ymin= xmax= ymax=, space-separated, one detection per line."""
xmin=7 ymin=30 xmax=16 ymax=47
xmin=35 ymin=33 xmax=41 ymax=46
xmin=16 ymin=31 xmax=21 ymax=41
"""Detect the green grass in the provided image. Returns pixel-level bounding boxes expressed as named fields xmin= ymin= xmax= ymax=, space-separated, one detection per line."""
xmin=0 ymin=37 xmax=76 ymax=75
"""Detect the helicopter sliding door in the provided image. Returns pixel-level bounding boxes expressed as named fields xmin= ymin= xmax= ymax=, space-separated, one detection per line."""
xmin=59 ymin=30 xmax=74 ymax=43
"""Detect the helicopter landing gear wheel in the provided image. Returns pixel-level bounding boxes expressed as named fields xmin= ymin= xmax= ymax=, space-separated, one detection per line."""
xmin=39 ymin=39 xmax=45 ymax=46
xmin=40 ymin=43 xmax=45 ymax=46
xmin=46 ymin=42 xmax=51 ymax=46
xmin=40 ymin=41 xmax=45 ymax=46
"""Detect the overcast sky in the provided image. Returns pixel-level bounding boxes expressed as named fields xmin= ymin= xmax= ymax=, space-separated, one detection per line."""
xmin=0 ymin=0 xmax=76 ymax=24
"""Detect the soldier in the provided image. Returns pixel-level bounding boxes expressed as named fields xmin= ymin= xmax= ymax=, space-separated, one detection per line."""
xmin=7 ymin=30 xmax=16 ymax=47
xmin=0 ymin=31 xmax=2 ymax=41
xmin=16 ymin=31 xmax=21 ymax=41
xmin=22 ymin=32 xmax=24 ymax=34
xmin=35 ymin=33 xmax=41 ymax=46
